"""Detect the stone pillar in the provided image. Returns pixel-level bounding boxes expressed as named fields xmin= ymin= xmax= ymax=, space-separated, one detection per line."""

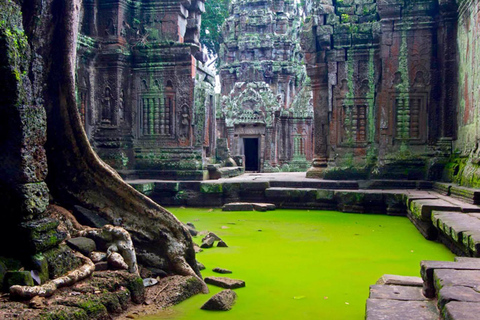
xmin=307 ymin=77 xmax=330 ymax=178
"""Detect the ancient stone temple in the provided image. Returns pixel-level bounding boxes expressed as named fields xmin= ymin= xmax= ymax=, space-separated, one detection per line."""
xmin=217 ymin=0 xmax=314 ymax=172
xmin=301 ymin=0 xmax=457 ymax=180
xmin=76 ymin=0 xmax=216 ymax=180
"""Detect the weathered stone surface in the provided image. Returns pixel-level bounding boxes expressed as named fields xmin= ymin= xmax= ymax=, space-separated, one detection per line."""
xmin=369 ymin=285 xmax=427 ymax=301
xmin=434 ymin=269 xmax=480 ymax=291
xmin=376 ymin=274 xmax=423 ymax=287
xmin=443 ymin=301 xmax=480 ymax=320
xmin=365 ymin=299 xmax=439 ymax=320
xmin=421 ymin=260 xmax=480 ymax=298
xmin=213 ymin=268 xmax=232 ymax=274
xmin=223 ymin=203 xmax=254 ymax=211
xmin=252 ymin=203 xmax=276 ymax=212
xmin=217 ymin=0 xmax=313 ymax=173
xmin=4 ymin=271 xmax=34 ymax=289
xmin=201 ymin=237 xmax=215 ymax=249
xmin=66 ymin=237 xmax=97 ymax=257
xmin=217 ymin=240 xmax=228 ymax=248
xmin=201 ymin=289 xmax=237 ymax=311
xmin=30 ymin=254 xmax=49 ymax=284
xmin=438 ymin=286 xmax=480 ymax=309
xmin=204 ymin=277 xmax=246 ymax=289
xmin=72 ymin=205 xmax=109 ymax=228
xmin=76 ymin=0 xmax=215 ymax=181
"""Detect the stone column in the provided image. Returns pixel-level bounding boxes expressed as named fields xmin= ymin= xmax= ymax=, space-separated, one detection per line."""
xmin=307 ymin=74 xmax=330 ymax=178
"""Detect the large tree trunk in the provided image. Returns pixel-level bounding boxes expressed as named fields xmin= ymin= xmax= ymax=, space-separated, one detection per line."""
xmin=17 ymin=0 xmax=205 ymax=290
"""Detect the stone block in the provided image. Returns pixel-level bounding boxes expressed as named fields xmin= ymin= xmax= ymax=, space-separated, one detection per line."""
xmin=200 ymin=183 xmax=223 ymax=194
xmin=67 ymin=237 xmax=97 ymax=256
xmin=252 ymin=203 xmax=276 ymax=211
xmin=130 ymin=182 xmax=155 ymax=195
xmin=438 ymin=286 xmax=480 ymax=309
xmin=434 ymin=269 xmax=480 ymax=291
xmin=43 ymin=245 xmax=83 ymax=279
xmin=369 ymin=285 xmax=427 ymax=301
xmin=265 ymin=187 xmax=318 ymax=202
xmin=376 ymin=274 xmax=423 ymax=287
xmin=201 ymin=289 xmax=237 ymax=311
xmin=443 ymin=301 xmax=480 ymax=320
xmin=204 ymin=276 xmax=245 ymax=289
xmin=365 ymin=299 xmax=439 ymax=320
xmin=31 ymin=254 xmax=49 ymax=284
xmin=409 ymin=199 xmax=460 ymax=221
xmin=73 ymin=205 xmax=109 ymax=228
xmin=154 ymin=182 xmax=180 ymax=192
xmin=421 ymin=260 xmax=480 ymax=298
xmin=222 ymin=203 xmax=254 ymax=211
xmin=4 ymin=271 xmax=34 ymax=289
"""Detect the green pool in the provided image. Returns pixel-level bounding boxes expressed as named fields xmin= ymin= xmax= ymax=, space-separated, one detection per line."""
xmin=143 ymin=208 xmax=454 ymax=320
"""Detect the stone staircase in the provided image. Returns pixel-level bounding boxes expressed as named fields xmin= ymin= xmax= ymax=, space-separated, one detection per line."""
xmin=366 ymin=258 xmax=480 ymax=320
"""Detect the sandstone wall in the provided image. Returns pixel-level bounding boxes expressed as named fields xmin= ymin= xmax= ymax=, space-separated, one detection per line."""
xmin=446 ymin=0 xmax=480 ymax=187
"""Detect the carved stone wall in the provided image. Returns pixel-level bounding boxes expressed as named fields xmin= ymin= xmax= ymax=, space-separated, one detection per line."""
xmin=76 ymin=0 xmax=215 ymax=180
xmin=217 ymin=0 xmax=314 ymax=172
xmin=301 ymin=0 xmax=457 ymax=180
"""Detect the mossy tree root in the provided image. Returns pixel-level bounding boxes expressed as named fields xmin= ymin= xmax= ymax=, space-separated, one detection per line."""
xmin=9 ymin=252 xmax=95 ymax=300
xmin=80 ymin=225 xmax=139 ymax=275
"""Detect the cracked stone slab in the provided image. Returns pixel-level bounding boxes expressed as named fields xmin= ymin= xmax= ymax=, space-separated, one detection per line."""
xmin=444 ymin=301 xmax=480 ymax=320
xmin=365 ymin=299 xmax=438 ymax=320
xmin=369 ymin=285 xmax=427 ymax=301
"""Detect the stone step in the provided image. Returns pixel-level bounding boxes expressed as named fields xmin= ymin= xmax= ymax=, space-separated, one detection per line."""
xmin=365 ymin=299 xmax=439 ymax=320
xmin=269 ymin=180 xmax=358 ymax=190
xmin=421 ymin=260 xmax=480 ymax=298
xmin=443 ymin=301 xmax=480 ymax=320
xmin=432 ymin=211 xmax=480 ymax=256
xmin=435 ymin=194 xmax=480 ymax=213
xmin=450 ymin=185 xmax=480 ymax=205
xmin=222 ymin=202 xmax=275 ymax=212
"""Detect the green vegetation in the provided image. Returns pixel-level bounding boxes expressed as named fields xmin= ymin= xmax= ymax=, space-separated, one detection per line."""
xmin=201 ymin=0 xmax=230 ymax=57
xmin=141 ymin=208 xmax=454 ymax=320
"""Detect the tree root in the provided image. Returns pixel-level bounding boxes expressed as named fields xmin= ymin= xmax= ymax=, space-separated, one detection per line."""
xmin=79 ymin=225 xmax=138 ymax=275
xmin=9 ymin=252 xmax=95 ymax=300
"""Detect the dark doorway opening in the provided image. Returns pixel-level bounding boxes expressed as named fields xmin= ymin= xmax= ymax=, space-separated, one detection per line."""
xmin=244 ymin=138 xmax=259 ymax=171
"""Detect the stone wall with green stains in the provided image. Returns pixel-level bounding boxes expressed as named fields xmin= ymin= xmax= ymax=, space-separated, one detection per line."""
xmin=445 ymin=0 xmax=480 ymax=187
xmin=301 ymin=0 xmax=457 ymax=180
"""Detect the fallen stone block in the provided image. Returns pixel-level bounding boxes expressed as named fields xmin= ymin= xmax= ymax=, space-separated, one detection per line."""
xmin=200 ymin=237 xmax=215 ymax=248
xmin=252 ymin=203 xmax=276 ymax=211
xmin=222 ymin=203 xmax=254 ymax=211
xmin=66 ymin=237 xmax=97 ymax=257
xmin=73 ymin=205 xmax=109 ymax=228
xmin=201 ymin=289 xmax=237 ymax=311
xmin=204 ymin=276 xmax=245 ymax=289
xmin=217 ymin=240 xmax=228 ymax=247
xmin=376 ymin=274 xmax=423 ymax=287
xmin=213 ymin=268 xmax=232 ymax=274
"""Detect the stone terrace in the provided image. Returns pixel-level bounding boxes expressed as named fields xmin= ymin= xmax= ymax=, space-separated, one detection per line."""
xmin=129 ymin=172 xmax=480 ymax=319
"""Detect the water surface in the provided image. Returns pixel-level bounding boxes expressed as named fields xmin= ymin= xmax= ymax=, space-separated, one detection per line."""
xmin=143 ymin=208 xmax=454 ymax=320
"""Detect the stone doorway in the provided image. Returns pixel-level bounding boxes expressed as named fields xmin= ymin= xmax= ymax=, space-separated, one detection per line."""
xmin=244 ymin=138 xmax=259 ymax=172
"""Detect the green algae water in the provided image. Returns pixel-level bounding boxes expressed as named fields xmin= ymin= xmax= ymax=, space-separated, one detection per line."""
xmin=143 ymin=208 xmax=454 ymax=320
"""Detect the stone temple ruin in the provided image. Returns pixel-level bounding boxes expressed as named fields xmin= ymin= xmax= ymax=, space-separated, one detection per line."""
xmin=216 ymin=0 xmax=314 ymax=172
xmin=76 ymin=0 xmax=216 ymax=180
